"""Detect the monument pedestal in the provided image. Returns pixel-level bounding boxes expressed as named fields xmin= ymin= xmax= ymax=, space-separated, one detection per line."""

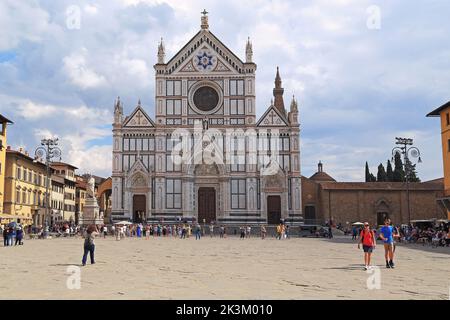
xmin=80 ymin=198 xmax=103 ymax=225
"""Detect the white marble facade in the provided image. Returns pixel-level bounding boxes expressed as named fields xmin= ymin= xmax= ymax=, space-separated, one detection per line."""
xmin=111 ymin=13 xmax=302 ymax=225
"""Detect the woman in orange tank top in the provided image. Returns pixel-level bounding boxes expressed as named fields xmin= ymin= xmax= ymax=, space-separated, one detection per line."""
xmin=358 ymin=222 xmax=376 ymax=270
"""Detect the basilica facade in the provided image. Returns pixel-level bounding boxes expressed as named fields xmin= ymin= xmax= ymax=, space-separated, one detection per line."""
xmin=111 ymin=13 xmax=302 ymax=225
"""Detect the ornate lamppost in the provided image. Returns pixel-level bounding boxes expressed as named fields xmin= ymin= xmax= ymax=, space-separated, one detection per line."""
xmin=35 ymin=138 xmax=62 ymax=234
xmin=391 ymin=137 xmax=422 ymax=225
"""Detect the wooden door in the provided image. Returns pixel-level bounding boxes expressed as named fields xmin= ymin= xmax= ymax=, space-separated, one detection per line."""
xmin=198 ymin=188 xmax=216 ymax=224
xmin=267 ymin=196 xmax=281 ymax=225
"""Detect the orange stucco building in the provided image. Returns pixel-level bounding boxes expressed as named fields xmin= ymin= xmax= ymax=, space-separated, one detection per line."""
xmin=427 ymin=101 xmax=450 ymax=218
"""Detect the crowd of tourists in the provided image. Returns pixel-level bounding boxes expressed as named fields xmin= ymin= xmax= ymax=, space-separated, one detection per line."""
xmin=1 ymin=224 xmax=24 ymax=247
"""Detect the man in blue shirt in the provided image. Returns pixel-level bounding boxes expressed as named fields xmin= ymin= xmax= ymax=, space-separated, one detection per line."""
xmin=379 ymin=218 xmax=398 ymax=268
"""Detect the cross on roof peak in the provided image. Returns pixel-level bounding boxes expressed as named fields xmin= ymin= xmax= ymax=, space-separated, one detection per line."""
xmin=201 ymin=9 xmax=208 ymax=16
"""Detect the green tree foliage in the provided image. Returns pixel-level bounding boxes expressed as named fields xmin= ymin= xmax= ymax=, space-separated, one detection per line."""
xmin=377 ymin=163 xmax=387 ymax=182
xmin=386 ymin=160 xmax=394 ymax=182
xmin=393 ymin=152 xmax=405 ymax=182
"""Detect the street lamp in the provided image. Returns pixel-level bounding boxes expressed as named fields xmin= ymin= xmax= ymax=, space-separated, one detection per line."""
xmin=34 ymin=138 xmax=62 ymax=235
xmin=391 ymin=137 xmax=422 ymax=225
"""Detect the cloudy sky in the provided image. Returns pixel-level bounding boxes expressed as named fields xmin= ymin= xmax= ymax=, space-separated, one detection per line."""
xmin=0 ymin=0 xmax=448 ymax=181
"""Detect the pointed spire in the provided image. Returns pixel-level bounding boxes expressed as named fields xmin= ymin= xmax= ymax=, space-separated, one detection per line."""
xmin=114 ymin=96 xmax=123 ymax=124
xmin=246 ymin=37 xmax=253 ymax=63
xmin=137 ymin=99 xmax=141 ymax=107
xmin=290 ymin=94 xmax=298 ymax=112
xmin=157 ymin=37 xmax=165 ymax=64
xmin=201 ymin=9 xmax=209 ymax=30
xmin=273 ymin=67 xmax=286 ymax=116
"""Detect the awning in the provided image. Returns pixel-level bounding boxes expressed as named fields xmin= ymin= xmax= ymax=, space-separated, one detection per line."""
xmin=0 ymin=214 xmax=32 ymax=221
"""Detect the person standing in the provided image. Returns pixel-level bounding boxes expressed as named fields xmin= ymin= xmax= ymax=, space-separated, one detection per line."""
xmin=3 ymin=227 xmax=9 ymax=246
xmin=209 ymin=223 xmax=214 ymax=238
xmin=195 ymin=224 xmax=202 ymax=240
xmin=379 ymin=218 xmax=397 ymax=269
xmin=261 ymin=225 xmax=267 ymax=240
xmin=246 ymin=226 xmax=251 ymax=238
xmin=15 ymin=226 xmax=24 ymax=246
xmin=240 ymin=226 xmax=246 ymax=239
xmin=82 ymin=225 xmax=98 ymax=266
xmin=276 ymin=224 xmax=282 ymax=240
xmin=358 ymin=222 xmax=376 ymax=270
xmin=285 ymin=225 xmax=290 ymax=239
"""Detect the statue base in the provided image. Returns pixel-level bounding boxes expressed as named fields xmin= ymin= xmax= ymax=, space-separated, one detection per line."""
xmin=80 ymin=198 xmax=103 ymax=225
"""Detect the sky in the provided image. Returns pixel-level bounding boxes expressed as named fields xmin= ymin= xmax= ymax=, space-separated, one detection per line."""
xmin=0 ymin=0 xmax=448 ymax=181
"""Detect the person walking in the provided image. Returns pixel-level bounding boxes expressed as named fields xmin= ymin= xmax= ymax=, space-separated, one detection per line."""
xmin=285 ymin=225 xmax=290 ymax=239
xmin=219 ymin=225 xmax=224 ymax=238
xmin=261 ymin=225 xmax=267 ymax=240
xmin=246 ymin=226 xmax=251 ymax=238
xmin=276 ymin=224 xmax=282 ymax=240
xmin=379 ymin=218 xmax=398 ymax=269
xmin=358 ymin=222 xmax=376 ymax=270
xmin=82 ymin=225 xmax=98 ymax=266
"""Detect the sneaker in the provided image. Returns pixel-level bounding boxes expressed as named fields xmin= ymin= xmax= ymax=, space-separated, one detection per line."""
xmin=389 ymin=260 xmax=395 ymax=269
xmin=386 ymin=261 xmax=391 ymax=268
xmin=364 ymin=266 xmax=368 ymax=271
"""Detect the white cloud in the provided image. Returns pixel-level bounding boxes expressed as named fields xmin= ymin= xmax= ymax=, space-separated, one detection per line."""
xmin=63 ymin=49 xmax=107 ymax=89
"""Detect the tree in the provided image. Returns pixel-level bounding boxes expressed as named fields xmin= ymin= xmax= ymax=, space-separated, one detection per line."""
xmin=386 ymin=160 xmax=394 ymax=182
xmin=377 ymin=163 xmax=387 ymax=182
xmin=365 ymin=162 xmax=371 ymax=182
xmin=405 ymin=158 xmax=421 ymax=182
xmin=393 ymin=152 xmax=405 ymax=182
xmin=365 ymin=162 xmax=377 ymax=182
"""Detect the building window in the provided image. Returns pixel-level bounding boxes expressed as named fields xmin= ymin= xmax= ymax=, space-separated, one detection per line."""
xmin=447 ymin=113 xmax=450 ymax=126
xmin=230 ymin=99 xmax=245 ymax=115
xmin=230 ymin=136 xmax=246 ymax=172
xmin=166 ymin=154 xmax=181 ymax=172
xmin=231 ymin=179 xmax=246 ymax=209
xmin=166 ymin=100 xmax=182 ymax=115
xmin=229 ymin=80 xmax=244 ymax=96
xmin=166 ymin=80 xmax=182 ymax=96
xmin=166 ymin=179 xmax=182 ymax=209
xmin=16 ymin=190 xmax=20 ymax=203
xmin=448 ymin=139 xmax=450 ymax=152
xmin=279 ymin=136 xmax=290 ymax=151
xmin=278 ymin=154 xmax=291 ymax=171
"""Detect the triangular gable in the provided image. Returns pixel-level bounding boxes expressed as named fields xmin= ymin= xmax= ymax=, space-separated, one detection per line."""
xmin=128 ymin=156 xmax=149 ymax=175
xmin=175 ymin=42 xmax=235 ymax=74
xmin=165 ymin=30 xmax=244 ymax=74
xmin=123 ymin=106 xmax=155 ymax=128
xmin=257 ymin=105 xmax=289 ymax=127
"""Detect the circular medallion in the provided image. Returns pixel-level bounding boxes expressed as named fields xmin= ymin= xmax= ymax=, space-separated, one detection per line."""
xmin=188 ymin=81 xmax=223 ymax=115
xmin=193 ymin=49 xmax=217 ymax=72
xmin=193 ymin=86 xmax=219 ymax=112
